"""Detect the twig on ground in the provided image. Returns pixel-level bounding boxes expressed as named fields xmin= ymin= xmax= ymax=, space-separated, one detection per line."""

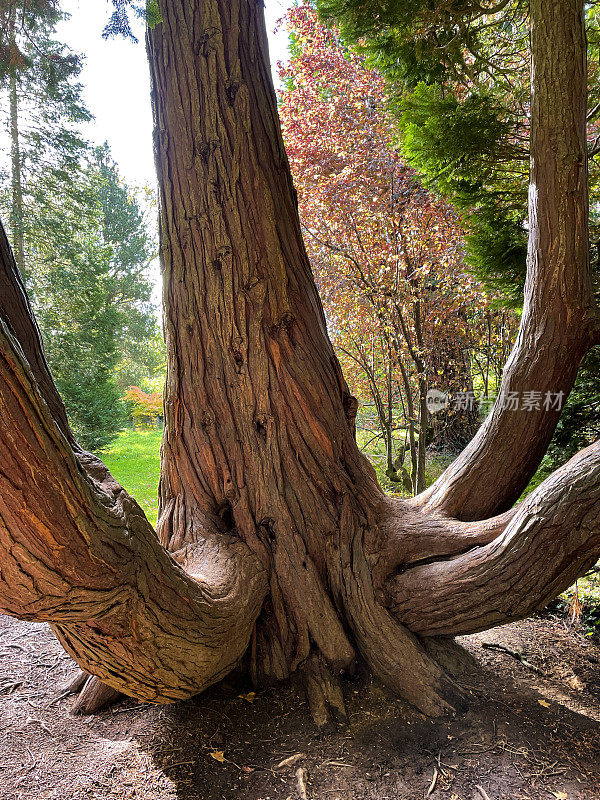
xmin=296 ymin=766 xmax=309 ymax=799
xmin=427 ymin=765 xmax=438 ymax=795
xmin=481 ymin=642 xmax=545 ymax=676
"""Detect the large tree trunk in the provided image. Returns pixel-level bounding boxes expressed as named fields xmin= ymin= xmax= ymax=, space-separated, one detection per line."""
xmin=0 ymin=0 xmax=599 ymax=722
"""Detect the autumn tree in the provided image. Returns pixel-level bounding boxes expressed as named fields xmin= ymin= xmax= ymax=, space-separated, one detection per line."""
xmin=279 ymin=5 xmax=499 ymax=485
xmin=319 ymin=0 xmax=600 ymax=472
xmin=0 ymin=0 xmax=599 ymax=722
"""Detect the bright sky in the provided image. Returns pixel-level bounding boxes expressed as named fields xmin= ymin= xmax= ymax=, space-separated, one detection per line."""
xmin=57 ymin=1 xmax=293 ymax=190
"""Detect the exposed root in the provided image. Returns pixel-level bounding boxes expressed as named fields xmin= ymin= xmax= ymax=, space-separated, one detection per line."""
xmin=61 ymin=670 xmax=89 ymax=696
xmin=71 ymin=675 xmax=123 ymax=715
xmin=302 ymin=653 xmax=346 ymax=728
xmin=421 ymin=638 xmax=479 ymax=678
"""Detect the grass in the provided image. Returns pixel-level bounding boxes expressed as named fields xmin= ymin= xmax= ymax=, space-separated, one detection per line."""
xmin=100 ymin=428 xmax=162 ymax=525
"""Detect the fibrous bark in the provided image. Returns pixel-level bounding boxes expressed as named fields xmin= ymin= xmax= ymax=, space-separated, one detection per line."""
xmin=0 ymin=0 xmax=599 ymax=721
xmin=0 ymin=224 xmax=267 ymax=702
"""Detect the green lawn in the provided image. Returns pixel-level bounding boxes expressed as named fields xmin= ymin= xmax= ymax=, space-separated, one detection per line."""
xmin=101 ymin=428 xmax=162 ymax=525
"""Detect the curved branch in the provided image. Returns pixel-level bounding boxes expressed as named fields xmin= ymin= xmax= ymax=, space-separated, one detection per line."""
xmin=416 ymin=0 xmax=598 ymax=521
xmin=369 ymin=497 xmax=516 ymax=588
xmin=385 ymin=441 xmax=600 ymax=637
xmin=0 ymin=312 xmax=268 ymax=703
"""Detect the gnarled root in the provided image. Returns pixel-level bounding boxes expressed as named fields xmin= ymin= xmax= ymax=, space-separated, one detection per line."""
xmin=71 ymin=675 xmax=123 ymax=715
xmin=302 ymin=652 xmax=347 ymax=728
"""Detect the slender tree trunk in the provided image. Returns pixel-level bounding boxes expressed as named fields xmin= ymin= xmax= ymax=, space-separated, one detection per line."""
xmin=418 ymin=0 xmax=598 ymax=520
xmin=385 ymin=354 xmax=395 ymax=477
xmin=8 ymin=6 xmax=25 ymax=275
xmin=397 ymin=357 xmax=418 ymax=493
xmin=429 ymin=337 xmax=479 ymax=452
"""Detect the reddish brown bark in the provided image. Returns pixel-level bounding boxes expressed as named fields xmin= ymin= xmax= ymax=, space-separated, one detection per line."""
xmin=0 ymin=0 xmax=598 ymax=721
xmin=0 ymin=222 xmax=267 ymax=703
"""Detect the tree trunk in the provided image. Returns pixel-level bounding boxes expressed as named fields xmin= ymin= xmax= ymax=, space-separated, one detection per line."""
xmin=0 ymin=0 xmax=599 ymax=723
xmin=429 ymin=336 xmax=480 ymax=452
xmin=418 ymin=0 xmax=598 ymax=520
xmin=8 ymin=6 xmax=25 ymax=275
xmin=145 ymin=0 xmax=460 ymax=711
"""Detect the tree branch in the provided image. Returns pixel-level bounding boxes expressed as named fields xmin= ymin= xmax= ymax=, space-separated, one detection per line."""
xmin=385 ymin=441 xmax=600 ymax=636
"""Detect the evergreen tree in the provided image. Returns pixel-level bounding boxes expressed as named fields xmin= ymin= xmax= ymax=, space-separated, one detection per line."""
xmin=0 ymin=0 xmax=90 ymax=276
xmin=24 ymin=146 xmax=160 ymax=451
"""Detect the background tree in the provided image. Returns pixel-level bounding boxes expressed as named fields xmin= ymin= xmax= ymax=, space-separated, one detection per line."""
xmin=0 ymin=0 xmax=90 ymax=276
xmin=0 ymin=4 xmax=163 ymax=450
xmin=11 ymin=145 xmax=160 ymax=450
xmin=317 ymin=0 xmax=600 ymax=482
xmin=125 ymin=384 xmax=164 ymax=428
xmin=279 ymin=4 xmax=505 ymax=489
xmin=0 ymin=0 xmax=598 ymax=724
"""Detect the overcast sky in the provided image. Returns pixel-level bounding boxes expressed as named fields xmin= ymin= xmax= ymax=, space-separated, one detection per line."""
xmin=57 ymin=1 xmax=293 ymax=190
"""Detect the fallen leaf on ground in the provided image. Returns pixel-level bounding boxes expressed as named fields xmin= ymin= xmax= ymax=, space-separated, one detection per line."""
xmin=209 ymin=751 xmax=225 ymax=763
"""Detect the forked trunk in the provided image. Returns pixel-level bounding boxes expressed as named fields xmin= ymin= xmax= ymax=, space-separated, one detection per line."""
xmin=0 ymin=0 xmax=599 ymax=722
xmin=146 ymin=0 xmax=460 ymax=711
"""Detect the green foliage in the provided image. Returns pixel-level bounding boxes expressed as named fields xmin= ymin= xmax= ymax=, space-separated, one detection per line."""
xmin=101 ymin=429 xmax=162 ymax=524
xmin=16 ymin=147 xmax=161 ymax=452
xmin=464 ymin=209 xmax=527 ymax=305
xmin=551 ymin=571 xmax=600 ymax=640
xmin=397 ymin=85 xmax=516 ymax=208
xmin=396 ymin=84 xmax=528 ymax=298
xmin=102 ymin=0 xmax=162 ymax=41
xmin=534 ymin=348 xmax=600 ymax=481
xmin=145 ymin=0 xmax=163 ymax=29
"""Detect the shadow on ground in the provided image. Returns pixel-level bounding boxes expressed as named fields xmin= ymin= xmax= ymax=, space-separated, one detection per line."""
xmin=1 ymin=614 xmax=599 ymax=800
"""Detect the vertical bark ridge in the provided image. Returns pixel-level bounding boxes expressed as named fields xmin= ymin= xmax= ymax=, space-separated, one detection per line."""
xmin=148 ymin=0 xmax=382 ymax=680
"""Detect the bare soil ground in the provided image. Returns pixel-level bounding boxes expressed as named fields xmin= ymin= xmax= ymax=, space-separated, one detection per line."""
xmin=1 ymin=613 xmax=599 ymax=800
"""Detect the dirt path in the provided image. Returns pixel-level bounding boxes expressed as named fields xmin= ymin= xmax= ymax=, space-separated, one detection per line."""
xmin=1 ymin=613 xmax=599 ymax=800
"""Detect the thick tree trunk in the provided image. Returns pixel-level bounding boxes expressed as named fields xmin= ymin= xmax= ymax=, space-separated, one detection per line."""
xmin=145 ymin=0 xmax=462 ymax=712
xmin=0 ymin=0 xmax=599 ymax=723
